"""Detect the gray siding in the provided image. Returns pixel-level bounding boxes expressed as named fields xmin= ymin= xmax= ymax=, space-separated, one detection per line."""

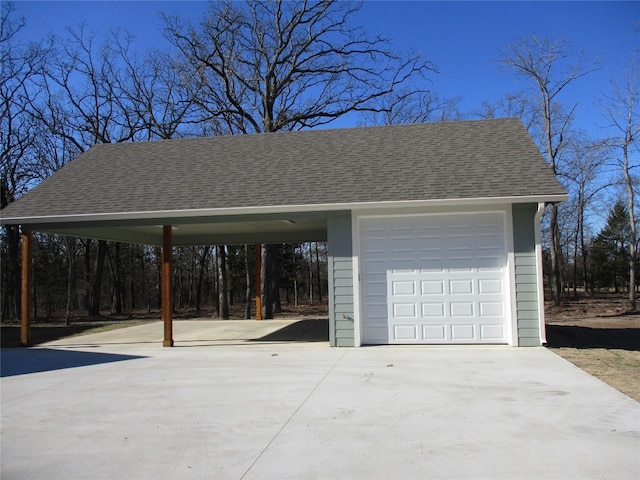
xmin=327 ymin=212 xmax=355 ymax=347
xmin=512 ymin=204 xmax=542 ymax=346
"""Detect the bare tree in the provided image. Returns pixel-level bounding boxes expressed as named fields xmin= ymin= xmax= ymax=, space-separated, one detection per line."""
xmin=475 ymin=92 xmax=536 ymax=131
xmin=0 ymin=3 xmax=51 ymax=321
xmin=561 ymin=137 xmax=609 ymax=297
xmin=498 ymin=35 xmax=597 ymax=306
xmin=362 ymin=89 xmax=462 ymax=125
xmin=0 ymin=3 xmax=51 ymax=202
xmin=30 ymin=24 xmax=142 ymax=150
xmin=105 ymin=33 xmax=199 ymax=140
xmin=163 ymin=0 xmax=435 ymax=317
xmin=28 ymin=24 xmax=145 ymax=316
xmin=601 ymin=54 xmax=640 ymax=309
xmin=163 ymin=0 xmax=434 ymax=134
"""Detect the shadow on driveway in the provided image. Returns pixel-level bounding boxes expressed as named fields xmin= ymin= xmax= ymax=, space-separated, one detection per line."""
xmin=251 ymin=318 xmax=328 ymax=342
xmin=545 ymin=325 xmax=640 ymax=351
xmin=1 ymin=348 xmax=147 ymax=377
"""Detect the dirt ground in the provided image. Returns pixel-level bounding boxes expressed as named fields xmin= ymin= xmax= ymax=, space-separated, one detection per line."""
xmin=545 ymin=294 xmax=640 ymax=402
xmin=2 ymin=298 xmax=638 ymax=402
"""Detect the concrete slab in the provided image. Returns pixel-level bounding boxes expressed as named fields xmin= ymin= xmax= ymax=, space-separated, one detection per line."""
xmin=37 ymin=319 xmax=330 ymax=348
xmin=2 ymin=321 xmax=639 ymax=479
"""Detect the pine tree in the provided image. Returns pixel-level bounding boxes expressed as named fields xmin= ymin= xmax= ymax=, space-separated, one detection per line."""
xmin=591 ymin=202 xmax=632 ymax=292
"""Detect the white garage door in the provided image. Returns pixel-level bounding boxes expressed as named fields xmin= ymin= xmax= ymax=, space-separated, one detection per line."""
xmin=359 ymin=212 xmax=509 ymax=344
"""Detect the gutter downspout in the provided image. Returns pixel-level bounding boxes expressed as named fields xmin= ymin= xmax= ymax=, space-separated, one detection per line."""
xmin=535 ymin=202 xmax=547 ymax=345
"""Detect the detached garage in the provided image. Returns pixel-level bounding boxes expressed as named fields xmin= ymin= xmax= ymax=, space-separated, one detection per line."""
xmin=1 ymin=118 xmax=566 ymax=348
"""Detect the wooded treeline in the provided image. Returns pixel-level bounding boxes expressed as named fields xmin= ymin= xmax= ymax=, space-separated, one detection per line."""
xmin=1 ymin=238 xmax=327 ymax=322
xmin=1 ymin=1 xmax=639 ymax=322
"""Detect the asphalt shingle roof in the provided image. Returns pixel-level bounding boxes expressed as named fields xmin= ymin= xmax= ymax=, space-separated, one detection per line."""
xmin=1 ymin=118 xmax=566 ymax=222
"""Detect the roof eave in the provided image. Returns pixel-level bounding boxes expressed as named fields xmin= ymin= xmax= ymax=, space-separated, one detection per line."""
xmin=1 ymin=194 xmax=568 ymax=228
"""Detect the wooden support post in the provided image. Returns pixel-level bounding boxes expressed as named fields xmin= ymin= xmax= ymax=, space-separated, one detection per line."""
xmin=255 ymin=243 xmax=262 ymax=320
xmin=162 ymin=226 xmax=174 ymax=347
xmin=20 ymin=230 xmax=32 ymax=347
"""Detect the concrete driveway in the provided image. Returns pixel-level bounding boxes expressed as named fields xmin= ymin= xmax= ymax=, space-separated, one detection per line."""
xmin=2 ymin=320 xmax=639 ymax=480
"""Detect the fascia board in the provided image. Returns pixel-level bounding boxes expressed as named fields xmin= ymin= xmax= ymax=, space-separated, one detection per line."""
xmin=1 ymin=194 xmax=568 ymax=227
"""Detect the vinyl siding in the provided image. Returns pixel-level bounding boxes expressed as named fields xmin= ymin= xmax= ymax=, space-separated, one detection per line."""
xmin=512 ymin=203 xmax=542 ymax=346
xmin=327 ymin=212 xmax=355 ymax=347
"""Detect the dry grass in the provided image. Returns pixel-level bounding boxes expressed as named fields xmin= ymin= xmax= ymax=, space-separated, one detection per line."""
xmin=545 ymin=293 xmax=640 ymax=402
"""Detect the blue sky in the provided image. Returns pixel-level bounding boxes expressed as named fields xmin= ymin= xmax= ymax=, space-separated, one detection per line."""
xmin=10 ymin=1 xmax=640 ymax=139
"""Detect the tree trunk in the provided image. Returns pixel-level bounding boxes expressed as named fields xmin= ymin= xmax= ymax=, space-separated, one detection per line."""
xmin=3 ymin=225 xmax=21 ymax=322
xmin=65 ymin=237 xmax=76 ymax=325
xmin=217 ymin=245 xmax=229 ymax=319
xmin=309 ymin=244 xmax=314 ymax=305
xmin=623 ymin=143 xmax=637 ymax=310
xmin=155 ymin=246 xmax=162 ymax=311
xmin=244 ymin=245 xmax=251 ymax=319
xmin=195 ymin=246 xmax=210 ymax=314
xmin=572 ymin=227 xmax=579 ymax=300
xmin=293 ymin=245 xmax=298 ymax=307
xmin=89 ymin=240 xmax=107 ymax=317
xmin=269 ymin=244 xmax=281 ymax=313
xmin=83 ymin=239 xmax=92 ymax=311
xmin=315 ymin=242 xmax=322 ymax=303
xmin=549 ymin=204 xmax=562 ymax=306
xmin=581 ymin=214 xmax=590 ymax=297
xmin=111 ymin=242 xmax=123 ymax=314
xmin=129 ymin=246 xmax=137 ymax=311
xmin=572 ymin=194 xmax=584 ymax=300
xmin=260 ymin=244 xmax=273 ymax=319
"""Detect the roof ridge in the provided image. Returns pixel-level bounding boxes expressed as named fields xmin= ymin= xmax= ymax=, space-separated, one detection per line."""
xmin=88 ymin=117 xmax=524 ymax=150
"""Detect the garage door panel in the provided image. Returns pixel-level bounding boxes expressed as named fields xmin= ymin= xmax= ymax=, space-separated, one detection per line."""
xmin=419 ymin=235 xmax=443 ymax=246
xmin=390 ymin=259 xmax=419 ymax=273
xmin=448 ymin=257 xmax=474 ymax=271
xmin=480 ymin=302 xmax=503 ymax=316
xmin=423 ymin=324 xmax=446 ymax=340
xmin=392 ymin=302 xmax=417 ymax=318
xmin=450 ymin=279 xmax=473 ymax=294
xmin=480 ymin=324 xmax=505 ymax=339
xmin=364 ymin=280 xmax=386 ymax=296
xmin=478 ymin=278 xmax=503 ymax=294
xmin=421 ymin=280 xmax=444 ymax=295
xmin=360 ymin=212 xmax=509 ymax=345
xmin=365 ymin=325 xmax=388 ymax=343
xmin=477 ymin=256 xmax=503 ymax=270
xmin=451 ymin=324 xmax=475 ymax=340
xmin=363 ymin=300 xmax=387 ymax=315
xmin=393 ymin=324 xmax=418 ymax=341
xmin=362 ymin=258 xmax=387 ymax=275
xmin=419 ymin=246 xmax=444 ymax=256
xmin=448 ymin=234 xmax=473 ymax=250
xmin=391 ymin=280 xmax=416 ymax=295
xmin=477 ymin=233 xmax=503 ymax=249
xmin=420 ymin=259 xmax=445 ymax=272
xmin=422 ymin=303 xmax=445 ymax=317
xmin=450 ymin=302 xmax=474 ymax=317
xmin=361 ymin=238 xmax=388 ymax=254
xmin=389 ymin=236 xmax=417 ymax=253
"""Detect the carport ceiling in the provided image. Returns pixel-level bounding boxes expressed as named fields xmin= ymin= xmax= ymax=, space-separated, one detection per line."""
xmin=28 ymin=211 xmax=329 ymax=246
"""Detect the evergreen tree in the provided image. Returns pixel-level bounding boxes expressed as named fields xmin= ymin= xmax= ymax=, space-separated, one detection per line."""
xmin=591 ymin=202 xmax=632 ymax=292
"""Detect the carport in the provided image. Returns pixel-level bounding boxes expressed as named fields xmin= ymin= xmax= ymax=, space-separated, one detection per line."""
xmin=14 ymin=210 xmax=331 ymax=347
